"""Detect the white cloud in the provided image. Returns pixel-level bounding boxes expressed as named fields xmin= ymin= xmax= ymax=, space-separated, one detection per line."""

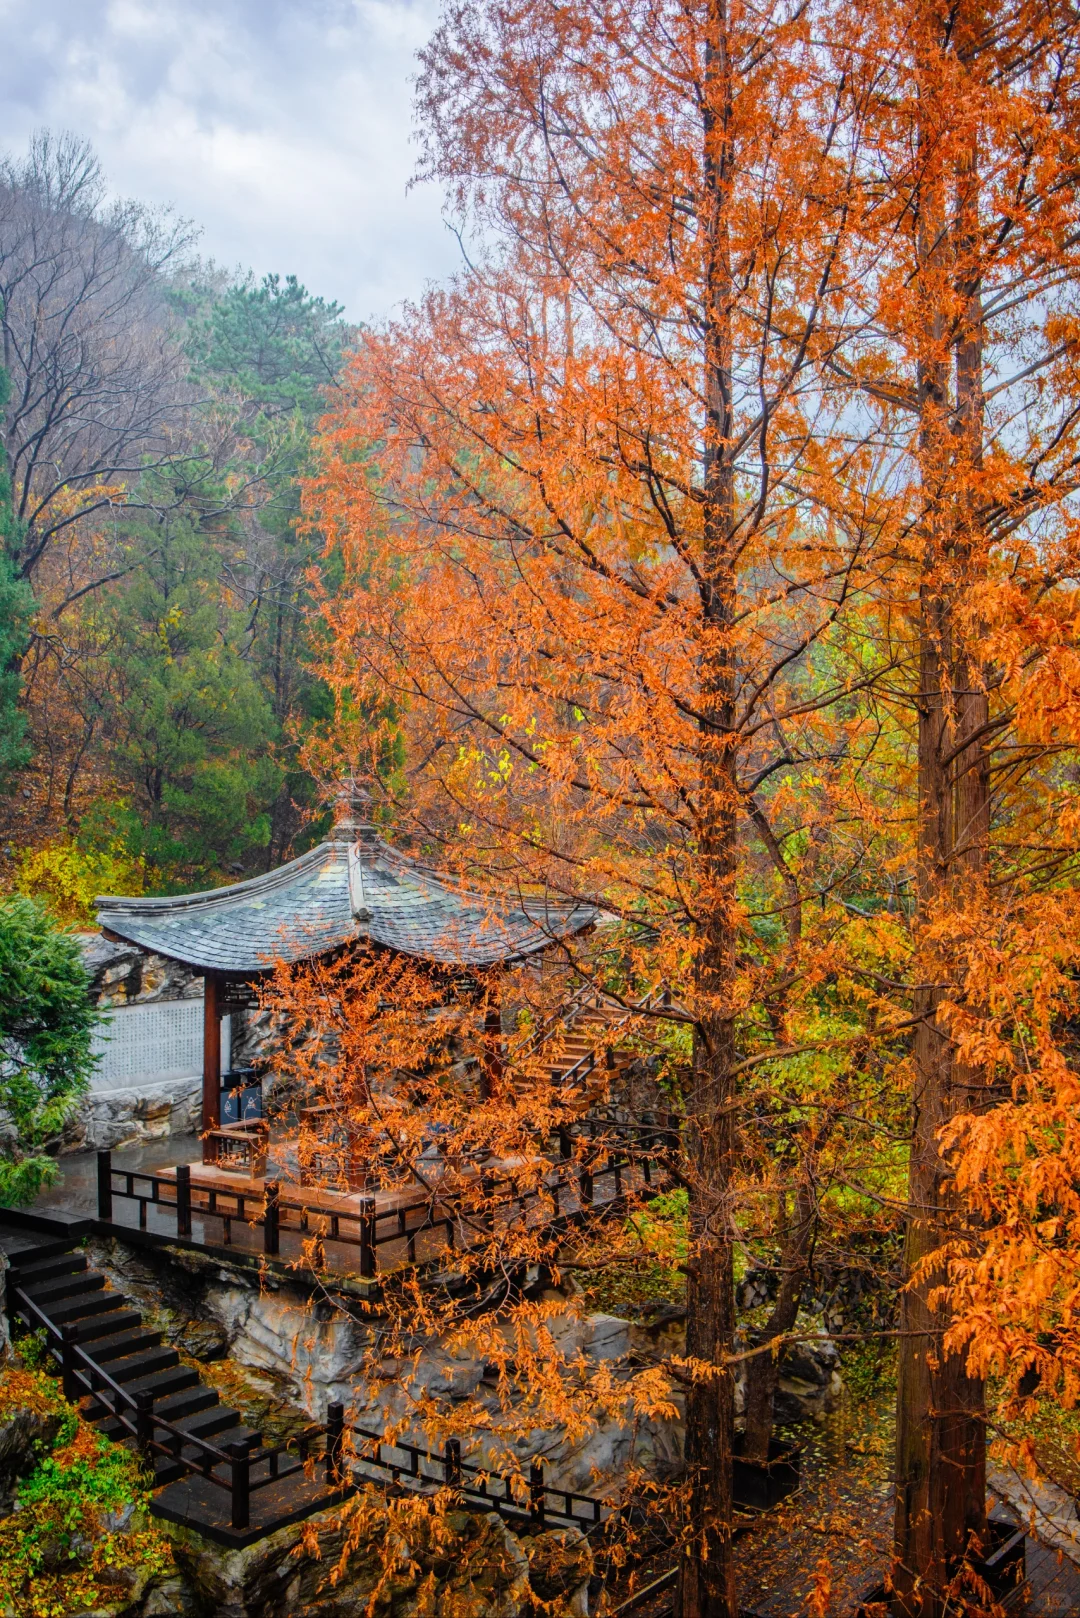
xmin=0 ymin=0 xmax=459 ymax=321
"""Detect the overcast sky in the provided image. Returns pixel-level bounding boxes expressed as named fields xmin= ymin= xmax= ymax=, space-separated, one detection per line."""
xmin=0 ymin=0 xmax=460 ymax=324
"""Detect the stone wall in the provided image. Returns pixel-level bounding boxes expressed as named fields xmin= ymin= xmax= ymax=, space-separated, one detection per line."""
xmin=77 ymin=934 xmax=205 ymax=1009
xmin=89 ymin=1236 xmax=845 ymax=1509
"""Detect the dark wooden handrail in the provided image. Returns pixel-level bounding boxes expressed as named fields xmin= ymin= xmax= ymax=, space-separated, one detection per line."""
xmin=345 ymin=1421 xmax=606 ymax=1528
xmin=13 ymin=1274 xmax=608 ymax=1534
xmin=96 ymin=1113 xmax=676 ymax=1280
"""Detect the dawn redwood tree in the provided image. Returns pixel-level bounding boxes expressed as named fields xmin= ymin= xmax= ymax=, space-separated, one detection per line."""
xmin=306 ymin=4 xmax=898 ymax=1613
xmin=817 ymin=0 xmax=1080 ymax=1608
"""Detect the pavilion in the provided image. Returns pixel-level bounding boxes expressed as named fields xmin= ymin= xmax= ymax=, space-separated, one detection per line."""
xmin=95 ymin=793 xmax=596 ymax=1162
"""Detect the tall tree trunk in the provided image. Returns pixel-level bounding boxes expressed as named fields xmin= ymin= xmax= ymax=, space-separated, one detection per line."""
xmin=742 ymin=1182 xmax=815 ymax=1463
xmin=892 ymin=13 xmax=988 ymax=1609
xmin=676 ymin=6 xmax=739 ymax=1615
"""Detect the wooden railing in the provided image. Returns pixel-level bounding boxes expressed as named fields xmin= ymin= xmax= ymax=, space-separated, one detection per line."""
xmin=204 ymin=1120 xmax=269 ymax=1178
xmin=515 ymin=983 xmax=679 ymax=1088
xmin=346 ymin=1422 xmax=605 ymax=1530
xmin=10 ymin=1275 xmax=607 ymax=1535
xmin=9 ymin=1271 xmax=323 ymax=1532
xmin=95 ymin=1115 xmax=677 ymax=1279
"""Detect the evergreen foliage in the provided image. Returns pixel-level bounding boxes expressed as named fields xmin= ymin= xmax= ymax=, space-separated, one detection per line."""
xmin=0 ymin=896 xmax=97 ymax=1204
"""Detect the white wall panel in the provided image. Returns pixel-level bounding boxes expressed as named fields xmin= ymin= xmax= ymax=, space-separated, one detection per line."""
xmin=92 ymin=1002 xmax=221 ymax=1091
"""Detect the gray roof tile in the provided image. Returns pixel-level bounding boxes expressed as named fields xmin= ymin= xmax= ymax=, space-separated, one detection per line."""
xmin=95 ymin=838 xmax=595 ymax=974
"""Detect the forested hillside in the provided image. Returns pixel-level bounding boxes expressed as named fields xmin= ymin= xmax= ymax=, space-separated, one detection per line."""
xmin=0 ymin=132 xmax=352 ymax=917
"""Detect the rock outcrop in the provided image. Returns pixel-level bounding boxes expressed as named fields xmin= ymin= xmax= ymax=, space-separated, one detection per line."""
xmin=162 ymin=1500 xmax=532 ymax=1618
xmin=65 ymin=1076 xmax=203 ymax=1153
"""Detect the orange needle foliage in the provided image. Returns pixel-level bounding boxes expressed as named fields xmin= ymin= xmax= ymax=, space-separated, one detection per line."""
xmin=297 ymin=4 xmax=905 ymax=1613
xmin=810 ymin=1 xmax=1080 ymax=1610
xmin=284 ymin=0 xmax=1080 ymax=1613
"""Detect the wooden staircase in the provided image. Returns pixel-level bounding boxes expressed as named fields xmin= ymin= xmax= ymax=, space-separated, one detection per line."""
xmin=7 ymin=1235 xmax=262 ymax=1489
xmin=533 ymin=995 xmax=656 ymax=1090
xmin=1 ymin=1223 xmax=344 ymax=1544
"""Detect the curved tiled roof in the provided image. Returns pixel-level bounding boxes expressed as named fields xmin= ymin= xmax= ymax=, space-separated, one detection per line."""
xmin=95 ymin=838 xmax=595 ymax=974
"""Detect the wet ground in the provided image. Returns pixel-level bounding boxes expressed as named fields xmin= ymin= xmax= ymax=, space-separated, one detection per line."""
xmin=34 ymin=1136 xmax=201 ymax=1218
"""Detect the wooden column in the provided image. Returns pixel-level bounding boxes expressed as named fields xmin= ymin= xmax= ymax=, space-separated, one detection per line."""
xmin=481 ymin=990 xmax=504 ymax=1102
xmin=202 ymin=969 xmax=222 ymax=1160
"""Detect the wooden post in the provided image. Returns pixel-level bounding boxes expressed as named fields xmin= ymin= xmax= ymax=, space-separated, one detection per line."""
xmin=61 ymin=1324 xmax=80 ymax=1402
xmin=202 ymin=970 xmax=222 ymax=1163
xmin=529 ymin=1458 xmax=545 ymax=1526
xmin=176 ymin=1164 xmax=192 ymax=1239
xmin=444 ymin=1438 xmax=462 ymax=1487
xmin=96 ymin=1150 xmax=112 ymax=1221
xmin=358 ymin=1195 xmax=376 ymax=1279
xmin=326 ymin=1401 xmax=345 ymax=1486
xmin=579 ymin=1130 xmax=593 ymax=1211
xmin=481 ymin=997 xmax=504 ymax=1101
xmin=230 ymin=1441 xmax=250 ymax=1530
xmin=264 ymin=1180 xmax=280 ymax=1256
xmin=135 ymin=1390 xmax=154 ymax=1460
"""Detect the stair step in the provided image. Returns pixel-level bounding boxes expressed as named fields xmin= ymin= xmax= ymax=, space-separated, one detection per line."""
xmin=71 ymin=1309 xmax=142 ymax=1344
xmin=106 ymin=1346 xmax=180 ymax=1385
xmin=1 ymin=1237 xmax=82 ymax=1267
xmin=97 ymin=1383 xmax=220 ymax=1442
xmin=180 ymin=1421 xmax=262 ymax=1462
xmin=10 ymin=1254 xmax=88 ymax=1287
xmin=90 ymin=1328 xmax=163 ymax=1364
xmin=21 ymin=1271 xmax=105 ymax=1306
xmin=136 ymin=1386 xmax=220 ymax=1424
xmin=162 ymin=1403 xmax=241 ymax=1443
xmin=86 ymin=1364 xmax=199 ymax=1417
xmin=45 ymin=1292 xmax=127 ymax=1327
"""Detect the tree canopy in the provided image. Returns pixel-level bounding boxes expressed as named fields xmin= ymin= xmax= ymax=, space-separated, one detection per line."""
xmin=0 ymin=134 xmax=353 ymax=902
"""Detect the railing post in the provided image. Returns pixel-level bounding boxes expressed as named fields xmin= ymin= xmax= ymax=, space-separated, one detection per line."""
xmin=97 ymin=1149 xmax=112 ymax=1221
xmin=326 ymin=1401 xmax=345 ymax=1487
xmin=578 ymin=1160 xmax=593 ymax=1211
xmin=175 ymin=1163 xmax=192 ymax=1239
xmin=230 ymin=1441 xmax=251 ymax=1531
xmin=529 ymin=1458 xmax=545 ymax=1526
xmin=558 ymin=1126 xmax=572 ymax=1161
xmin=135 ymin=1390 xmax=154 ymax=1461
xmin=264 ymin=1180 xmax=280 ymax=1256
xmin=444 ymin=1438 xmax=462 ymax=1488
xmin=358 ymin=1195 xmax=376 ymax=1279
xmin=61 ymin=1324 xmax=80 ymax=1402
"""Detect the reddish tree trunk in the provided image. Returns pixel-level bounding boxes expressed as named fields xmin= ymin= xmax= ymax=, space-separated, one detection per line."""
xmin=676 ymin=5 xmax=739 ymax=1614
xmin=892 ymin=15 xmax=989 ymax=1605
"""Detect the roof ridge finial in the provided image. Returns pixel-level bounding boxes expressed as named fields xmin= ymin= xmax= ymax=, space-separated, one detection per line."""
xmin=332 ymin=775 xmax=377 ymax=845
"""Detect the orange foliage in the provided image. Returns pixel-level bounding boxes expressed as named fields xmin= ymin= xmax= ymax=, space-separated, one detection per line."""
xmin=285 ymin=0 xmax=1080 ymax=1613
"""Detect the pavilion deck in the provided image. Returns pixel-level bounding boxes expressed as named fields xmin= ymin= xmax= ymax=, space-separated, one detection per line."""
xmin=31 ymin=1117 xmax=670 ymax=1286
